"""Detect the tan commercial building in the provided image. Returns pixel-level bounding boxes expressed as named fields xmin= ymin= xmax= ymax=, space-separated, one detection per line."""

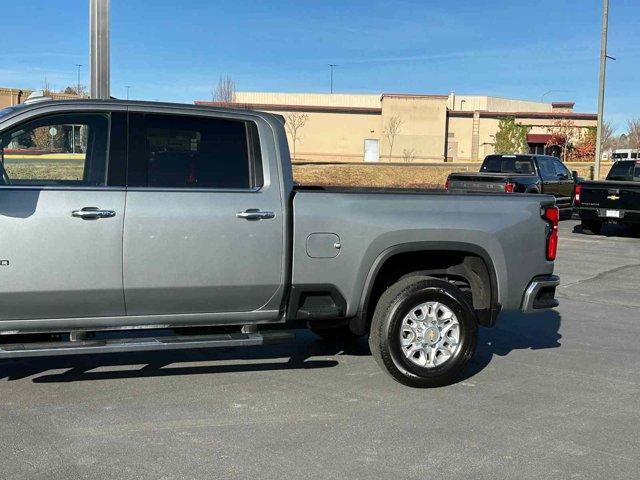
xmin=196 ymin=92 xmax=597 ymax=162
xmin=0 ymin=87 xmax=80 ymax=109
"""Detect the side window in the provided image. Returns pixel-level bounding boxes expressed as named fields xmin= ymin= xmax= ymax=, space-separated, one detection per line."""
xmin=130 ymin=114 xmax=262 ymax=189
xmin=0 ymin=113 xmax=109 ymax=186
xmin=537 ymin=157 xmax=556 ymax=181
xmin=552 ymin=159 xmax=570 ymax=179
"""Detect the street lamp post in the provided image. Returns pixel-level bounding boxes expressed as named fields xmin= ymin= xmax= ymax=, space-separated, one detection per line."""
xmin=540 ymin=90 xmax=568 ymax=103
xmin=90 ymin=0 xmax=110 ymax=99
xmin=76 ymin=64 xmax=82 ymax=94
xmin=329 ymin=64 xmax=337 ymax=94
xmin=125 ymin=85 xmax=131 ymax=100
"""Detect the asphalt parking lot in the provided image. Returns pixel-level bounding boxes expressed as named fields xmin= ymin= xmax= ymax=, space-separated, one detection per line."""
xmin=1 ymin=219 xmax=639 ymax=480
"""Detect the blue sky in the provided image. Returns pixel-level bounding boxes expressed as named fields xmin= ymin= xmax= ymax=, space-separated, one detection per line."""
xmin=1 ymin=0 xmax=638 ymax=129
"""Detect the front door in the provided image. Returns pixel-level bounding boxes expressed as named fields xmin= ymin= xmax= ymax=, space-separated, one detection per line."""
xmin=551 ymin=157 xmax=575 ymax=201
xmin=536 ymin=156 xmax=561 ymax=197
xmin=122 ymin=112 xmax=284 ymax=316
xmin=0 ymin=111 xmax=126 ymax=320
xmin=364 ymin=139 xmax=379 ymax=162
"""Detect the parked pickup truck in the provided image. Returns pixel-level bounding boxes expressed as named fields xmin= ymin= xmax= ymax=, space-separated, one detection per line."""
xmin=0 ymin=99 xmax=560 ymax=387
xmin=575 ymin=160 xmax=640 ymax=235
xmin=446 ymin=154 xmax=576 ymax=218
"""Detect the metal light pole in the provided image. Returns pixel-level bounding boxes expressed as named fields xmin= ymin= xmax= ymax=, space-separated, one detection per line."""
xmin=329 ymin=64 xmax=337 ymax=94
xmin=594 ymin=0 xmax=610 ymax=180
xmin=90 ymin=0 xmax=110 ymax=99
xmin=125 ymin=85 xmax=131 ymax=100
xmin=76 ymin=64 xmax=82 ymax=94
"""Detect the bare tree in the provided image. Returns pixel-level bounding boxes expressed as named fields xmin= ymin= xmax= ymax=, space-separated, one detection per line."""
xmin=401 ymin=148 xmax=416 ymax=163
xmin=382 ymin=115 xmax=402 ymax=161
xmin=62 ymin=85 xmax=88 ymax=97
xmin=42 ymin=76 xmax=53 ymax=96
xmin=627 ymin=118 xmax=640 ymax=150
xmin=284 ymin=112 xmax=308 ymax=161
xmin=601 ymin=120 xmax=616 ymax=152
xmin=212 ymin=75 xmax=236 ymax=105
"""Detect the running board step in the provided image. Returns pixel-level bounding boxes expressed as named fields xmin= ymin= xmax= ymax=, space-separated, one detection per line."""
xmin=0 ymin=331 xmax=294 ymax=359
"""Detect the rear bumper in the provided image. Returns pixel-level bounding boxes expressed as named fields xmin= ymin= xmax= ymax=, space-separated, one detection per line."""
xmin=577 ymin=207 xmax=640 ymax=224
xmin=521 ymin=275 xmax=560 ymax=313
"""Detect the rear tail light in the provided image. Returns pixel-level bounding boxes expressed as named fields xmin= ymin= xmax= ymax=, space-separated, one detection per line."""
xmin=542 ymin=206 xmax=559 ymax=261
xmin=445 ymin=178 xmax=450 ymax=190
xmin=574 ymin=184 xmax=581 ymax=205
xmin=504 ymin=182 xmax=515 ymax=193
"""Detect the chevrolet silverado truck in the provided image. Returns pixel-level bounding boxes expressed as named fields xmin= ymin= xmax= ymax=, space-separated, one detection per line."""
xmin=575 ymin=160 xmax=640 ymax=235
xmin=446 ymin=154 xmax=576 ymax=218
xmin=0 ymin=99 xmax=560 ymax=387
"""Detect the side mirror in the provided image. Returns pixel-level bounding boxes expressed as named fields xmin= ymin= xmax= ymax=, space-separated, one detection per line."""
xmin=572 ymin=170 xmax=578 ymax=182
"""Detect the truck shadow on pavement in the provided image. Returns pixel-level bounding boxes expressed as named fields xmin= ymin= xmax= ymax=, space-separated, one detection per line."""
xmin=0 ymin=311 xmax=560 ymax=385
xmin=573 ymin=223 xmax=639 ymax=238
xmin=461 ymin=309 xmax=562 ymax=381
xmin=0 ymin=332 xmax=366 ymax=383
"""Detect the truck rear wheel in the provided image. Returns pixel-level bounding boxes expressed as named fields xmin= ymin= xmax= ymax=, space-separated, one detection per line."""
xmin=369 ymin=276 xmax=477 ymax=388
xmin=581 ymin=219 xmax=602 ymax=235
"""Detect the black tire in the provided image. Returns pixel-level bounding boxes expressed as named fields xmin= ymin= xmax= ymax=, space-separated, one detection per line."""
xmin=581 ymin=219 xmax=602 ymax=235
xmin=308 ymin=321 xmax=363 ymax=342
xmin=369 ymin=276 xmax=478 ymax=388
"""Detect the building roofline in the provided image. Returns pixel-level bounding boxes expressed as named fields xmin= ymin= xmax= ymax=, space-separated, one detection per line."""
xmin=380 ymin=93 xmax=449 ymax=100
xmin=194 ymin=100 xmax=382 ymax=115
xmin=448 ymin=110 xmax=596 ymax=120
xmin=552 ymin=101 xmax=575 ymax=108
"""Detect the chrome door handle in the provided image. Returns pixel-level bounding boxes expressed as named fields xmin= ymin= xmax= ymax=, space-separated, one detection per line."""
xmin=72 ymin=207 xmax=116 ymax=220
xmin=236 ymin=209 xmax=275 ymax=220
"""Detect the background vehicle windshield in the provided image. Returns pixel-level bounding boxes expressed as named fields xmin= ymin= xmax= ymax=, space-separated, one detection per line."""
xmin=606 ymin=161 xmax=640 ymax=181
xmin=481 ymin=155 xmax=535 ymax=174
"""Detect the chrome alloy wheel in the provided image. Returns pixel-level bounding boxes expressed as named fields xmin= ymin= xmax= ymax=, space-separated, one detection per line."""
xmin=399 ymin=301 xmax=460 ymax=368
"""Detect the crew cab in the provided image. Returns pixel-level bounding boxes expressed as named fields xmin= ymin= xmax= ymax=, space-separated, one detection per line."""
xmin=575 ymin=160 xmax=640 ymax=235
xmin=446 ymin=154 xmax=576 ymax=218
xmin=0 ymin=100 xmax=560 ymax=387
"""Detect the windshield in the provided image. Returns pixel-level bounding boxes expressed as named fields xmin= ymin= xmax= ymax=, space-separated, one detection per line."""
xmin=606 ymin=161 xmax=640 ymax=181
xmin=481 ymin=155 xmax=535 ymax=174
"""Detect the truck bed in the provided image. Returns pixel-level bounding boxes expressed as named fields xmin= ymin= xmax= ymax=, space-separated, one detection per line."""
xmin=446 ymin=172 xmax=535 ymax=194
xmin=291 ymin=189 xmax=556 ymax=317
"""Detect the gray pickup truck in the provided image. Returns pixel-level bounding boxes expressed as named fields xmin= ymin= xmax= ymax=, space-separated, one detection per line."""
xmin=0 ymin=99 xmax=560 ymax=387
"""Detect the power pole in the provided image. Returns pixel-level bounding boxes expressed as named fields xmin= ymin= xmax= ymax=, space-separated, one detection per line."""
xmin=90 ymin=0 xmax=110 ymax=99
xmin=594 ymin=0 xmax=609 ymax=180
xmin=329 ymin=64 xmax=337 ymax=94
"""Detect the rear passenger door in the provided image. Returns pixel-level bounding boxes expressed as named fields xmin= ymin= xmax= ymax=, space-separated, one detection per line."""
xmin=122 ymin=111 xmax=284 ymax=317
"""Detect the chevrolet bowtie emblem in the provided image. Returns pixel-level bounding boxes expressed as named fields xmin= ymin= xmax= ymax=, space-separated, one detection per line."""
xmin=607 ymin=195 xmax=620 ymax=201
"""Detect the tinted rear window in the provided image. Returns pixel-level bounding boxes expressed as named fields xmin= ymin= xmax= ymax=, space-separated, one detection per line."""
xmin=607 ymin=161 xmax=640 ymax=181
xmin=130 ymin=114 xmax=262 ymax=189
xmin=481 ymin=155 xmax=535 ymax=174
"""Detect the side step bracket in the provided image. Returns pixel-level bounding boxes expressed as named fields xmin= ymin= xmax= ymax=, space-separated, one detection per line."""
xmin=0 ymin=331 xmax=294 ymax=359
